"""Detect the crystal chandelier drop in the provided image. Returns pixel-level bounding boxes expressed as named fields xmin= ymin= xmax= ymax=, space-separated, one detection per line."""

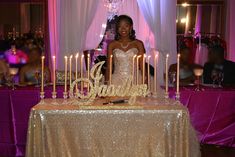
xmin=104 ymin=0 xmax=124 ymax=21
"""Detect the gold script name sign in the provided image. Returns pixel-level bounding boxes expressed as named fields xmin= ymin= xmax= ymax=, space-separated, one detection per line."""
xmin=69 ymin=61 xmax=148 ymax=105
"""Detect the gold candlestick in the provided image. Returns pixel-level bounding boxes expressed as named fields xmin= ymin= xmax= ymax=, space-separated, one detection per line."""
xmin=63 ymin=56 xmax=68 ymax=99
xmin=40 ymin=56 xmax=45 ymax=99
xmin=52 ymin=56 xmax=57 ymax=99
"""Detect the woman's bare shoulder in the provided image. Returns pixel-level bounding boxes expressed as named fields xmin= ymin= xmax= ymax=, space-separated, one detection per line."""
xmin=108 ymin=40 xmax=118 ymax=47
xmin=133 ymin=39 xmax=144 ymax=45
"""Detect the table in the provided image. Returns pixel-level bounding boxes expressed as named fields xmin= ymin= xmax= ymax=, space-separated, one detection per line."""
xmin=25 ymin=98 xmax=200 ymax=157
xmin=0 ymin=86 xmax=64 ymax=157
xmin=1 ymin=86 xmax=235 ymax=156
xmin=169 ymin=87 xmax=235 ymax=147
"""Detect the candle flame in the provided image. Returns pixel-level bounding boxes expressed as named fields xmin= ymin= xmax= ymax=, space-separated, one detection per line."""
xmin=70 ymin=55 xmax=73 ymax=59
xmin=88 ymin=54 xmax=90 ymax=58
xmin=137 ymin=55 xmax=141 ymax=58
xmin=81 ymin=55 xmax=84 ymax=58
xmin=148 ymin=55 xmax=151 ymax=59
xmin=178 ymin=54 xmax=181 ymax=57
xmin=41 ymin=56 xmax=45 ymax=59
xmin=155 ymin=54 xmax=158 ymax=58
xmin=64 ymin=56 xmax=68 ymax=59
xmin=53 ymin=56 xmax=56 ymax=59
xmin=133 ymin=55 xmax=137 ymax=58
xmin=76 ymin=53 xmax=79 ymax=58
xmin=166 ymin=54 xmax=169 ymax=58
xmin=110 ymin=55 xmax=113 ymax=58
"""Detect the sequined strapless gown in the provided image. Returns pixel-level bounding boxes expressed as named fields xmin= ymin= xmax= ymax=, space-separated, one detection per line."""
xmin=112 ymin=48 xmax=139 ymax=85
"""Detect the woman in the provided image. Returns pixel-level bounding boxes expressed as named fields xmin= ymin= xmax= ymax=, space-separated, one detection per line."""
xmin=19 ymin=47 xmax=50 ymax=85
xmin=105 ymin=15 xmax=146 ymax=85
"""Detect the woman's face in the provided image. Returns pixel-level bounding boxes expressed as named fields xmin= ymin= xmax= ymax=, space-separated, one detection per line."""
xmin=118 ymin=20 xmax=132 ymax=38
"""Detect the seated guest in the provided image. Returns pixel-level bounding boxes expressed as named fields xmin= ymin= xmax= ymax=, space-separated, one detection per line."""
xmin=0 ymin=59 xmax=9 ymax=84
xmin=4 ymin=43 xmax=28 ymax=67
xmin=203 ymin=45 xmax=235 ymax=86
xmin=19 ymin=47 xmax=50 ymax=85
xmin=169 ymin=46 xmax=201 ymax=85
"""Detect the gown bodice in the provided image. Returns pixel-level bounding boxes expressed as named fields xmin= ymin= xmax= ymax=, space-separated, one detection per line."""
xmin=112 ymin=48 xmax=139 ymax=85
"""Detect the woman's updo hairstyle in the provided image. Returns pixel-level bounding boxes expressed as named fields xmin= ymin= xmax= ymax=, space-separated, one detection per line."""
xmin=115 ymin=15 xmax=136 ymax=41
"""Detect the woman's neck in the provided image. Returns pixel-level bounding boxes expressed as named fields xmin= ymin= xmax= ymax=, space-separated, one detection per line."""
xmin=119 ymin=37 xmax=131 ymax=42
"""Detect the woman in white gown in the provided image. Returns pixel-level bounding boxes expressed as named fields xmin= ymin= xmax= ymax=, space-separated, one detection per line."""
xmin=106 ymin=15 xmax=146 ymax=85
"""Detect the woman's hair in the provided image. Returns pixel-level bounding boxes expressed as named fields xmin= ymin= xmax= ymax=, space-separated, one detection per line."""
xmin=115 ymin=15 xmax=136 ymax=41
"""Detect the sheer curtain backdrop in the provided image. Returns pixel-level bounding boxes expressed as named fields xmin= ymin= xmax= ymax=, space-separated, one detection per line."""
xmin=49 ymin=0 xmax=101 ymax=70
xmin=48 ymin=0 xmax=59 ymax=67
xmin=85 ymin=1 xmax=108 ymax=50
xmin=137 ymin=0 xmax=177 ymax=85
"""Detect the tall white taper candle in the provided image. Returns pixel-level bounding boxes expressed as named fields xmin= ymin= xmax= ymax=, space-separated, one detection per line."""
xmin=41 ymin=56 xmax=45 ymax=93
xmin=132 ymin=55 xmax=136 ymax=84
xmin=52 ymin=56 xmax=56 ymax=93
xmin=176 ymin=54 xmax=180 ymax=94
xmin=69 ymin=55 xmax=73 ymax=88
xmin=154 ymin=53 xmax=158 ymax=93
xmin=109 ymin=55 xmax=113 ymax=85
xmin=75 ymin=53 xmax=79 ymax=92
xmin=136 ymin=55 xmax=141 ymax=85
xmin=64 ymin=56 xmax=68 ymax=92
xmin=147 ymin=55 xmax=151 ymax=90
xmin=142 ymin=54 xmax=146 ymax=84
xmin=165 ymin=54 xmax=169 ymax=93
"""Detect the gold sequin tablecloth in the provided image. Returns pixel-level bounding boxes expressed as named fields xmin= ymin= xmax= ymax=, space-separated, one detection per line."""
xmin=26 ymin=98 xmax=200 ymax=157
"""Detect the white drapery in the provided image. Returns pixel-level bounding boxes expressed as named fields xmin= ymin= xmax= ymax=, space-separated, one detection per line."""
xmin=137 ymin=0 xmax=177 ymax=84
xmin=58 ymin=0 xmax=99 ymax=70
xmin=85 ymin=1 xmax=108 ymax=50
xmin=48 ymin=0 xmax=60 ymax=65
xmin=50 ymin=0 xmax=104 ymax=70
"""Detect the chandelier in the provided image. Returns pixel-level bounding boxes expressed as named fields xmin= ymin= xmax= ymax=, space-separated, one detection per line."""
xmin=104 ymin=0 xmax=124 ymax=21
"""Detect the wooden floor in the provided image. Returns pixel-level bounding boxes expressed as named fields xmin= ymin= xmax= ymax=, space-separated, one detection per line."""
xmin=201 ymin=144 xmax=235 ymax=157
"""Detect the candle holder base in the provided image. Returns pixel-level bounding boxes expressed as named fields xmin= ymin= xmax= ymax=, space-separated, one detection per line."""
xmin=40 ymin=92 xmax=45 ymax=99
xmin=164 ymin=92 xmax=169 ymax=99
xmin=63 ymin=92 xmax=68 ymax=99
xmin=175 ymin=92 xmax=180 ymax=101
xmin=151 ymin=92 xmax=158 ymax=98
xmin=52 ymin=92 xmax=57 ymax=99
